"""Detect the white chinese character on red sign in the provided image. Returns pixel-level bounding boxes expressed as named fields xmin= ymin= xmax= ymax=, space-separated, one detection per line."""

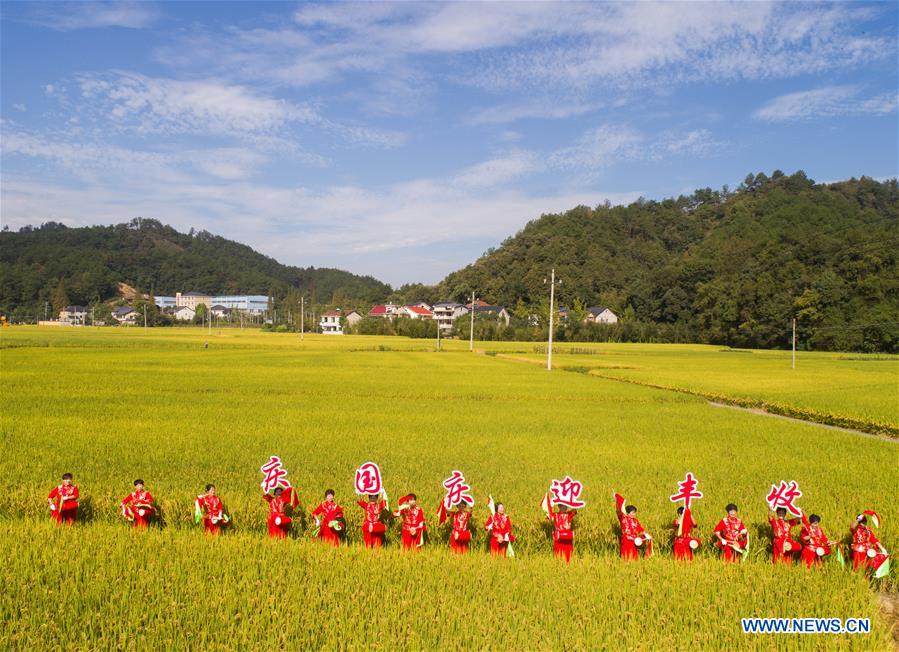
xmin=442 ymin=470 xmax=474 ymax=509
xmin=549 ymin=476 xmax=586 ymax=509
xmin=669 ymin=472 xmax=703 ymax=510
xmin=766 ymin=480 xmax=803 ymax=517
xmin=260 ymin=456 xmax=292 ymax=493
xmin=354 ymin=461 xmax=383 ymax=495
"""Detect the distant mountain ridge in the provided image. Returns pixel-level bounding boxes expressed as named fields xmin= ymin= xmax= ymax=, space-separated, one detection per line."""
xmin=432 ymin=172 xmax=898 ymax=351
xmin=0 ymin=218 xmax=391 ymax=316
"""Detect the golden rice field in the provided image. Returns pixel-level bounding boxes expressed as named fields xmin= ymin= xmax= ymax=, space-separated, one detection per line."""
xmin=1 ymin=326 xmax=897 ymax=650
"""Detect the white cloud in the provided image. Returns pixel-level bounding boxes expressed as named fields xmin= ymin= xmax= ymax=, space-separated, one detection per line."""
xmin=27 ymin=1 xmax=159 ymax=31
xmin=754 ymin=85 xmax=899 ymax=121
xmin=465 ymin=100 xmax=604 ymax=125
xmin=12 ymin=103 xmax=26 ymax=112
xmin=453 ymin=150 xmax=539 ymax=188
xmin=548 ymin=125 xmax=645 ymax=170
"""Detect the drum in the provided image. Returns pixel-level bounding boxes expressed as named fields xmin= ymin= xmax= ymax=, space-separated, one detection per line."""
xmin=634 ymin=537 xmax=643 ymax=547
xmin=689 ymin=539 xmax=700 ymax=550
xmin=782 ymin=541 xmax=792 ymax=552
xmin=454 ymin=531 xmax=472 ymax=543
xmin=815 ymin=547 xmax=825 ymax=556
xmin=368 ymin=522 xmax=386 ymax=534
xmin=556 ymin=530 xmax=573 ymax=543
xmin=867 ymin=548 xmax=877 ymax=558
xmin=274 ymin=517 xmax=282 ymax=526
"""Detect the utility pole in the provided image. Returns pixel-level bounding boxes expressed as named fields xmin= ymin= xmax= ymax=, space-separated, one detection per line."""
xmin=208 ymin=307 xmax=212 ymax=335
xmin=301 ymin=296 xmax=305 ymax=340
xmin=143 ymin=304 xmax=147 ymax=329
xmin=436 ymin=315 xmax=441 ymax=351
xmin=791 ymin=317 xmax=796 ymax=370
xmin=545 ymin=268 xmax=560 ymax=370
xmin=469 ymin=291 xmax=476 ymax=352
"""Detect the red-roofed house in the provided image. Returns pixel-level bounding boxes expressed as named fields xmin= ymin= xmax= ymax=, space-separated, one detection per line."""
xmin=367 ymin=303 xmax=402 ymax=318
xmin=402 ymin=305 xmax=434 ymax=319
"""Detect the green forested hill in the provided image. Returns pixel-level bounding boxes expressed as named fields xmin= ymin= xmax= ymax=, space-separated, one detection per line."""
xmin=436 ymin=172 xmax=899 ymax=351
xmin=0 ymin=218 xmax=391 ymax=316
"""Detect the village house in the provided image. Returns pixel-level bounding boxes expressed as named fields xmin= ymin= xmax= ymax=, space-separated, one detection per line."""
xmin=367 ymin=303 xmax=403 ymax=318
xmin=431 ymin=301 xmax=469 ymax=333
xmin=59 ymin=305 xmax=88 ymax=325
xmin=471 ymin=304 xmax=511 ymax=326
xmin=401 ymin=305 xmax=434 ymax=319
xmin=210 ymin=305 xmax=230 ymax=319
xmin=173 ymin=305 xmax=196 ymax=322
xmin=154 ymin=296 xmax=177 ymax=310
xmin=112 ymin=306 xmax=136 ymax=325
xmin=345 ymin=310 xmax=363 ymax=327
xmin=586 ymin=306 xmax=619 ymax=324
xmin=320 ymin=310 xmax=344 ymax=334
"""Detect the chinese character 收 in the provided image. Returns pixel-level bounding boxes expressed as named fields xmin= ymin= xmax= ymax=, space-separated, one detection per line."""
xmin=766 ymin=480 xmax=803 ymax=517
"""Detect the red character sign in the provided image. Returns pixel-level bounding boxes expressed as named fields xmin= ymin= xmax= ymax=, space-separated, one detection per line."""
xmin=260 ymin=456 xmax=292 ymax=493
xmin=669 ymin=472 xmax=703 ymax=511
xmin=355 ymin=462 xmax=383 ymax=496
xmin=766 ymin=480 xmax=803 ymax=517
xmin=441 ymin=470 xmax=474 ymax=509
xmin=548 ymin=476 xmax=586 ymax=509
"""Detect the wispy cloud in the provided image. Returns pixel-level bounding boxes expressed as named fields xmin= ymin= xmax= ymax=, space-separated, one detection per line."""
xmin=753 ymin=85 xmax=899 ymax=122
xmin=26 ymin=1 xmax=160 ymax=31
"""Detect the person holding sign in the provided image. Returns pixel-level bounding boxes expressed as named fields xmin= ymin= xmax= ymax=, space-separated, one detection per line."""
xmin=543 ymin=477 xmax=585 ymax=563
xmin=766 ymin=480 xmax=803 ymax=565
xmin=614 ymin=493 xmax=652 ymax=560
xmin=264 ymin=486 xmax=298 ymax=538
xmin=672 ymin=507 xmax=700 ymax=561
xmin=713 ymin=504 xmax=748 ymax=562
xmin=437 ymin=471 xmax=475 ymax=554
xmin=47 ymin=473 xmax=79 ymax=525
xmin=311 ymin=490 xmax=345 ymax=547
xmin=395 ymin=494 xmax=427 ymax=550
xmin=484 ymin=498 xmax=514 ymax=557
xmin=669 ymin=472 xmax=702 ymax=561
xmin=355 ymin=461 xmax=388 ymax=548
xmin=121 ymin=479 xmax=156 ymax=528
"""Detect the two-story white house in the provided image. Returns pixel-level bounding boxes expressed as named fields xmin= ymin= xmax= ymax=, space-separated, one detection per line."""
xmin=59 ymin=305 xmax=88 ymax=325
xmin=320 ymin=310 xmax=344 ymax=334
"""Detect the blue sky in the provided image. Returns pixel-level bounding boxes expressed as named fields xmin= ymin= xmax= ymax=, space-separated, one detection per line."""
xmin=2 ymin=1 xmax=896 ymax=286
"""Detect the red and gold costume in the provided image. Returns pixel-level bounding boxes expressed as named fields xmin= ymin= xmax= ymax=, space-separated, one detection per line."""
xmin=549 ymin=511 xmax=575 ymax=562
xmin=770 ymin=516 xmax=801 ymax=564
xmin=800 ymin=521 xmax=832 ymax=568
xmin=121 ymin=489 xmax=155 ymax=528
xmin=358 ymin=499 xmax=387 ymax=548
xmin=311 ymin=501 xmax=345 ymax=547
xmin=197 ymin=494 xmax=226 ymax=535
xmin=449 ymin=510 xmax=473 ymax=554
xmin=48 ymin=484 xmax=79 ymax=525
xmin=484 ymin=513 xmax=513 ymax=557
xmin=672 ymin=509 xmax=700 ymax=561
xmin=619 ymin=512 xmax=651 ymax=560
xmin=264 ymin=488 xmax=295 ymax=539
xmin=399 ymin=505 xmax=426 ymax=550
xmin=713 ymin=516 xmax=747 ymax=562
xmin=851 ymin=523 xmax=887 ymax=572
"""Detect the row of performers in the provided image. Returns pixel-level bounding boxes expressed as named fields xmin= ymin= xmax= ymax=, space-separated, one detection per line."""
xmin=48 ymin=474 xmax=889 ymax=573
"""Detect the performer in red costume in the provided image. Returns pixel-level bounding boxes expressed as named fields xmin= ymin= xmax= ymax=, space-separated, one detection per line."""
xmin=121 ymin=479 xmax=155 ymax=528
xmin=264 ymin=486 xmax=298 ymax=539
xmin=358 ymin=491 xmax=387 ymax=548
xmin=672 ymin=506 xmax=700 ymax=561
xmin=769 ymin=507 xmax=801 ymax=564
xmin=311 ymin=489 xmax=345 ymax=547
xmin=484 ymin=502 xmax=514 ymax=557
xmin=548 ymin=505 xmax=576 ymax=562
xmin=850 ymin=512 xmax=889 ymax=573
xmin=614 ymin=493 xmax=652 ymax=560
xmin=195 ymin=484 xmax=228 ymax=535
xmin=799 ymin=513 xmax=835 ymax=568
xmin=448 ymin=503 xmax=473 ymax=554
xmin=395 ymin=494 xmax=426 ymax=550
xmin=713 ymin=503 xmax=748 ymax=562
xmin=48 ymin=472 xmax=79 ymax=525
